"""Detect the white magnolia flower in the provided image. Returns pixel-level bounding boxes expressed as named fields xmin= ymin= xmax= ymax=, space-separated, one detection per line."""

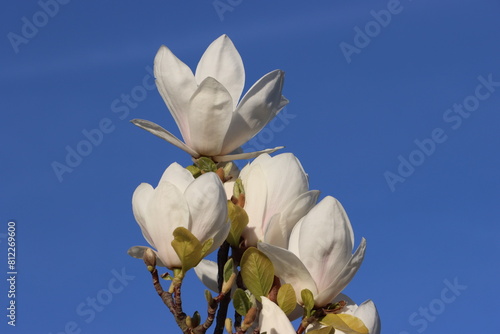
xmin=131 ymin=34 xmax=289 ymax=162
xmin=260 ymin=297 xmax=296 ymax=334
xmin=128 ymin=163 xmax=229 ymax=269
xmin=259 ymin=196 xmax=366 ymax=307
xmin=239 ymin=153 xmax=320 ymax=247
xmin=194 ymin=153 xmax=318 ymax=289
xmin=307 ymin=294 xmax=381 ymax=334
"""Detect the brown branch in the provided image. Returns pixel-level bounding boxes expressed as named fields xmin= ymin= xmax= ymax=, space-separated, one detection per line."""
xmin=194 ymin=296 xmax=218 ymax=334
xmin=174 ymin=282 xmax=185 ymax=316
xmin=150 ymin=267 xmax=189 ymax=332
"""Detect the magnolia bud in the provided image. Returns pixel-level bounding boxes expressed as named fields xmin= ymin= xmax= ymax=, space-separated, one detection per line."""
xmin=224 ymin=318 xmax=233 ymax=334
xmin=191 ymin=311 xmax=201 ymax=328
xmin=221 ymin=273 xmax=236 ymax=295
xmin=233 ymin=179 xmax=244 ymax=198
xmin=222 ymin=162 xmax=235 ymax=179
xmin=185 ymin=316 xmax=193 ymax=328
xmin=142 ymin=248 xmax=156 ymax=271
xmin=241 ymin=307 xmax=258 ymax=331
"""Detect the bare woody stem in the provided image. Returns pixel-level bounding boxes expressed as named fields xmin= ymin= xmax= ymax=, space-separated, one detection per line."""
xmin=213 ymin=241 xmax=231 ymax=334
xmin=149 ymin=267 xmax=189 ymax=332
xmin=148 ymin=264 xmax=224 ymax=334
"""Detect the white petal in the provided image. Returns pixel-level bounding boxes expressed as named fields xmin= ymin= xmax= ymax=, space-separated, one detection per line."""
xmin=149 ymin=181 xmax=190 ymax=269
xmin=188 ymin=77 xmax=233 ymax=156
xmin=297 ymin=197 xmax=355 ymax=293
xmin=127 ymin=246 xmax=166 ymax=267
xmin=213 ymin=146 xmax=283 ymax=162
xmin=241 ymin=164 xmax=268 ymax=246
xmin=287 ymin=216 xmax=303 ymax=257
xmin=154 ymin=45 xmax=197 ymax=142
xmin=276 ymin=190 xmax=320 ymax=246
xmin=221 ymin=70 xmax=288 ymax=154
xmin=194 ymin=259 xmax=219 ymax=293
xmin=132 ymin=183 xmax=155 ymax=247
xmin=258 ymin=243 xmax=317 ymax=303
xmin=185 ymin=172 xmax=229 ymax=253
xmin=262 ymin=213 xmax=286 ymax=247
xmin=159 ymin=162 xmax=194 ymax=193
xmin=130 ymin=119 xmax=199 ymax=157
xmin=195 ymin=35 xmax=245 ymax=109
xmin=355 ymin=300 xmax=381 ymax=334
xmin=260 ymin=153 xmax=310 ymax=225
xmin=314 ymin=238 xmax=367 ymax=306
xmin=260 ymin=297 xmax=296 ymax=334
xmin=223 ymin=180 xmax=235 ymax=200
xmin=263 ymin=190 xmax=319 ymax=249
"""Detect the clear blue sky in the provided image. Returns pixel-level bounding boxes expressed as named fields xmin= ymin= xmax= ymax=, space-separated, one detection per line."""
xmin=1 ymin=0 xmax=499 ymax=333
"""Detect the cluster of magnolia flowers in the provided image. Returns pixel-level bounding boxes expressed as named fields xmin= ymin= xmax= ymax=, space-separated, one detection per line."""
xmin=128 ymin=35 xmax=381 ymax=334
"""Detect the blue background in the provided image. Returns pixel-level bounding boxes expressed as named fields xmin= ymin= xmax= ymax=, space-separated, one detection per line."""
xmin=1 ymin=0 xmax=499 ymax=333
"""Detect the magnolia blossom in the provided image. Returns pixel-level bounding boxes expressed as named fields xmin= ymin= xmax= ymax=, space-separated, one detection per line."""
xmin=131 ymin=34 xmax=288 ymax=162
xmin=239 ymin=153 xmax=320 ymax=247
xmin=307 ymin=294 xmax=381 ymax=334
xmin=259 ymin=196 xmax=366 ymax=307
xmin=128 ymin=163 xmax=229 ymax=269
xmin=259 ymin=297 xmax=296 ymax=334
xmin=195 ymin=153 xmax=318 ymax=289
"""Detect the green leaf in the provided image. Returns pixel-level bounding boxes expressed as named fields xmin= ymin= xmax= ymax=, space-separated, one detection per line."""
xmin=200 ymin=238 xmax=214 ymax=259
xmin=223 ymin=258 xmax=234 ymax=283
xmin=301 ymin=288 xmax=315 ymax=317
xmin=233 ymin=288 xmax=252 ymax=316
xmin=277 ymin=283 xmax=297 ymax=315
xmin=204 ymin=290 xmax=213 ymax=303
xmin=195 ymin=157 xmax=217 ymax=173
xmin=226 ymin=201 xmax=249 ymax=247
xmin=233 ymin=178 xmax=244 ymax=198
xmin=186 ymin=165 xmax=202 ymax=178
xmin=307 ymin=326 xmax=336 ymax=334
xmin=240 ymin=247 xmax=274 ymax=302
xmin=320 ymin=314 xmax=368 ymax=334
xmin=171 ymin=227 xmax=203 ymax=274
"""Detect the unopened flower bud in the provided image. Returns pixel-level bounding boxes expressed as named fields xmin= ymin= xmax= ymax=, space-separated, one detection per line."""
xmin=241 ymin=307 xmax=258 ymax=331
xmin=216 ymin=167 xmax=225 ymax=183
xmin=222 ymin=162 xmax=235 ymax=180
xmin=233 ymin=179 xmax=244 ymax=198
xmin=185 ymin=316 xmax=193 ymax=328
xmin=142 ymin=248 xmax=156 ymax=271
xmin=191 ymin=311 xmax=201 ymax=328
xmin=224 ymin=318 xmax=233 ymax=334
xmin=221 ymin=272 xmax=236 ymax=295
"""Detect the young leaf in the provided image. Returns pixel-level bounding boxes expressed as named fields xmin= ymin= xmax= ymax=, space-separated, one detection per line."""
xmin=200 ymin=238 xmax=214 ymax=259
xmin=307 ymin=326 xmax=336 ymax=334
xmin=223 ymin=258 xmax=234 ymax=283
xmin=233 ymin=288 xmax=252 ymax=316
xmin=226 ymin=201 xmax=249 ymax=247
xmin=320 ymin=314 xmax=369 ymax=334
xmin=171 ymin=227 xmax=203 ymax=274
xmin=195 ymin=157 xmax=217 ymax=173
xmin=301 ymin=288 xmax=315 ymax=317
xmin=277 ymin=283 xmax=297 ymax=315
xmin=204 ymin=290 xmax=213 ymax=304
xmin=186 ymin=165 xmax=202 ymax=178
xmin=240 ymin=247 xmax=274 ymax=302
